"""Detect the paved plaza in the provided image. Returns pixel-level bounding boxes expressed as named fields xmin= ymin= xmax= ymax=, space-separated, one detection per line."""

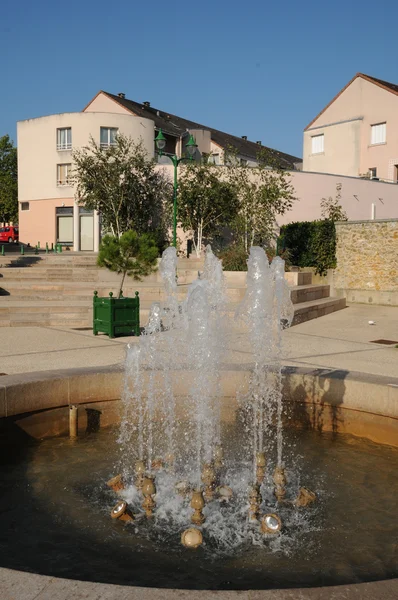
xmin=1 ymin=303 xmax=397 ymax=379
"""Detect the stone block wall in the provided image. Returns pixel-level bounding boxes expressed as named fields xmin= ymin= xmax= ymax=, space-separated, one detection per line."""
xmin=334 ymin=219 xmax=398 ymax=305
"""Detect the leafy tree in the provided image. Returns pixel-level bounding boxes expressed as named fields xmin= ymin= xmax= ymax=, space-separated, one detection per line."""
xmin=0 ymin=135 xmax=18 ymax=224
xmin=320 ymin=184 xmax=348 ymax=221
xmin=178 ymin=161 xmax=238 ymax=256
xmin=97 ymin=230 xmax=158 ymax=298
xmin=73 ymin=135 xmax=172 ymax=240
xmin=226 ymin=147 xmax=296 ymax=252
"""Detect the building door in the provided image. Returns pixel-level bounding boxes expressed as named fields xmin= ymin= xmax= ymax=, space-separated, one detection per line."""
xmin=79 ymin=209 xmax=94 ymax=251
xmin=56 ymin=207 xmax=73 ymax=246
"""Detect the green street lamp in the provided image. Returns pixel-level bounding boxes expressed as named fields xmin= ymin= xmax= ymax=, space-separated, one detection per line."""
xmin=155 ymin=129 xmax=197 ymax=248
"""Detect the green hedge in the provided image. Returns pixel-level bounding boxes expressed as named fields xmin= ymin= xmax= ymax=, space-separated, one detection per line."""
xmin=279 ymin=220 xmax=336 ymax=276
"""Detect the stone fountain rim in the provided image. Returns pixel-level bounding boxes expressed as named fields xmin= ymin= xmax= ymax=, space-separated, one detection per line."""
xmin=0 ymin=363 xmax=397 ymax=598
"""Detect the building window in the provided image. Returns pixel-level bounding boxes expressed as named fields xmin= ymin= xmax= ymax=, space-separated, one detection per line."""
xmin=369 ymin=167 xmax=377 ymax=179
xmin=210 ymin=153 xmax=220 ymax=165
xmin=100 ymin=127 xmax=118 ymax=148
xmin=311 ymin=134 xmax=324 ymax=154
xmin=57 ymin=128 xmax=72 ymax=151
xmin=57 ymin=163 xmax=72 ymax=186
xmin=240 ymin=158 xmax=248 ymax=166
xmin=20 ymin=202 xmax=30 ymax=211
xmin=370 ymin=123 xmax=386 ymax=145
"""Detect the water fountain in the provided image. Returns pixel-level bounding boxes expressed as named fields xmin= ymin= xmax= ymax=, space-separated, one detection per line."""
xmin=112 ymin=245 xmax=316 ymax=549
xmin=0 ymin=245 xmax=397 ymax=594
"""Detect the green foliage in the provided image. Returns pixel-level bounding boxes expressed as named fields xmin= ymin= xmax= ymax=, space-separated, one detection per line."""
xmin=0 ymin=135 xmax=18 ymax=223
xmin=280 ymin=220 xmax=337 ymax=276
xmin=225 ymin=146 xmax=296 ymax=251
xmin=73 ymin=135 xmax=172 ymax=239
xmin=97 ymin=230 xmax=158 ymax=298
xmin=320 ymin=196 xmax=348 ymax=221
xmin=217 ymin=243 xmax=291 ymax=272
xmin=217 ymin=244 xmax=248 ymax=271
xmin=178 ymin=161 xmax=238 ymax=256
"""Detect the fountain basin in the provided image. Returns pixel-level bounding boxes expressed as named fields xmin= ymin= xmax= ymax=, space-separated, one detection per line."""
xmin=0 ymin=364 xmax=397 ymax=598
xmin=1 ymin=364 xmax=397 ymax=446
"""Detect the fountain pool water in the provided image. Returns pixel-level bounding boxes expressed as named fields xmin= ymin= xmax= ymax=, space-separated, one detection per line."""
xmin=0 ymin=245 xmax=397 ymax=592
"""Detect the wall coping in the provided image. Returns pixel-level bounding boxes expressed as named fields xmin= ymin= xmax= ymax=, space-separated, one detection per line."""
xmin=335 ymin=218 xmax=398 ymax=225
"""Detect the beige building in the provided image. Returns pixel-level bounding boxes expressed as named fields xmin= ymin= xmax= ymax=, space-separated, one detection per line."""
xmin=17 ymin=91 xmax=301 ymax=249
xmin=303 ymin=73 xmax=398 ymax=182
xmin=17 ymin=86 xmax=398 ymax=252
xmin=18 ymin=112 xmax=155 ymax=251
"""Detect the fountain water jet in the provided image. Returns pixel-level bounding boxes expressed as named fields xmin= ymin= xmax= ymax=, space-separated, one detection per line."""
xmin=112 ymin=244 xmax=314 ymax=548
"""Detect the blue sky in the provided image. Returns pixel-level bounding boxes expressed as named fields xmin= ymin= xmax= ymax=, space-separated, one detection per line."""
xmin=2 ymin=0 xmax=397 ymax=158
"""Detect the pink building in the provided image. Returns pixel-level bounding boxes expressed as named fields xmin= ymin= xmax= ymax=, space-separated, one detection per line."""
xmin=17 ymin=84 xmax=398 ymax=251
xmin=303 ymin=73 xmax=398 ymax=183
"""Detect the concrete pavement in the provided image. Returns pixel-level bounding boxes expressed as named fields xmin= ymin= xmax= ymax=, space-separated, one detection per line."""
xmin=0 ymin=303 xmax=397 ymax=378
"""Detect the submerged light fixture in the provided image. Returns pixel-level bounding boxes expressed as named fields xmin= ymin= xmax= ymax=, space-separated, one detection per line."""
xmin=261 ymin=513 xmax=282 ymax=534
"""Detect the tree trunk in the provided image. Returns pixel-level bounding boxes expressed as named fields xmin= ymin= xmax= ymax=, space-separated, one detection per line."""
xmin=118 ymin=270 xmax=127 ymax=298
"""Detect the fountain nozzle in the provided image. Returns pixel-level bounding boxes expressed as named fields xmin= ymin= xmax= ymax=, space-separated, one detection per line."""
xmin=273 ymin=466 xmax=287 ymax=502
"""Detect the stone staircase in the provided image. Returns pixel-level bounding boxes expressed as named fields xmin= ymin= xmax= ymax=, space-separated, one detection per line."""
xmin=0 ymin=253 xmax=345 ymax=328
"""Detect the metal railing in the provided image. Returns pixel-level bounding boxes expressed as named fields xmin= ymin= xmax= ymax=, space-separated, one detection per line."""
xmin=56 ymin=143 xmax=72 ymax=151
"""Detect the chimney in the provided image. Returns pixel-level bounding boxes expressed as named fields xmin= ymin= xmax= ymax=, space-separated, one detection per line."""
xmin=143 ymin=101 xmax=150 ymax=108
xmin=118 ymin=92 xmax=125 ymax=99
xmin=241 ymin=135 xmax=247 ymax=140
xmin=256 ymin=140 xmax=262 ymax=145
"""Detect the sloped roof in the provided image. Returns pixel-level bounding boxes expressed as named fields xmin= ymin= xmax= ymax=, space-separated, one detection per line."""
xmin=305 ymin=73 xmax=398 ymax=131
xmin=96 ymin=91 xmax=301 ymax=170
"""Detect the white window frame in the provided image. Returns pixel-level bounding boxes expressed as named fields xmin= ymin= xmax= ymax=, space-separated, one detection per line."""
xmin=100 ymin=127 xmax=118 ymax=148
xmin=370 ymin=122 xmax=386 ymax=145
xmin=57 ymin=163 xmax=72 ymax=187
xmin=57 ymin=128 xmax=72 ymax=151
xmin=311 ymin=134 xmax=324 ymax=154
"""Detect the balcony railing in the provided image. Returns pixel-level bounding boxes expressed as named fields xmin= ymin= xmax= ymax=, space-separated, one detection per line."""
xmin=57 ymin=143 xmax=72 ymax=151
xmin=57 ymin=179 xmax=72 ymax=187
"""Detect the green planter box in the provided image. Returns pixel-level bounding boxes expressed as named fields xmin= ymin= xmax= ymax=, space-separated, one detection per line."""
xmin=93 ymin=291 xmax=140 ymax=338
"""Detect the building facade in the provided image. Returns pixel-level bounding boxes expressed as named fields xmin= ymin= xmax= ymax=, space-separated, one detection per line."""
xmin=17 ymin=91 xmax=301 ymax=249
xmin=303 ymin=73 xmax=398 ymax=182
xmin=17 ymin=111 xmax=155 ymax=251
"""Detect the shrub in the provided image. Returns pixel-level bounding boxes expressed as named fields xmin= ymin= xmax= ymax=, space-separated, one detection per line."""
xmin=97 ymin=230 xmax=159 ymax=298
xmin=279 ymin=220 xmax=336 ymax=276
xmin=217 ymin=245 xmax=248 ymax=271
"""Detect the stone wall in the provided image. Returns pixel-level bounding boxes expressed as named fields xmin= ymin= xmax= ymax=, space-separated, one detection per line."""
xmin=334 ymin=219 xmax=398 ymax=305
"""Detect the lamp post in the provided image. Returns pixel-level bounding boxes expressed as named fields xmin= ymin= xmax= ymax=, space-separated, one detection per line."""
xmin=155 ymin=129 xmax=197 ymax=248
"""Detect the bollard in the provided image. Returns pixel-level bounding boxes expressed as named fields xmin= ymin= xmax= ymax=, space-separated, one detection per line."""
xmin=51 ymin=242 xmax=54 ymax=250
xmin=1 ymin=245 xmax=4 ymax=256
xmin=59 ymin=244 xmax=62 ymax=253
xmin=37 ymin=241 xmax=40 ymax=249
xmin=34 ymin=245 xmax=39 ymax=255
xmin=69 ymin=405 xmax=78 ymax=438
xmin=20 ymin=245 xmax=24 ymax=255
xmin=45 ymin=242 xmax=49 ymax=254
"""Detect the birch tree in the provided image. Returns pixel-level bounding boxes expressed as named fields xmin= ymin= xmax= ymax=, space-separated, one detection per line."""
xmin=178 ymin=162 xmax=238 ymax=256
xmin=226 ymin=148 xmax=296 ymax=252
xmin=73 ymin=135 xmax=171 ymax=241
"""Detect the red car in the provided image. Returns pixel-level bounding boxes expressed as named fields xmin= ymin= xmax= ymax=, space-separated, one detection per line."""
xmin=0 ymin=226 xmax=19 ymax=243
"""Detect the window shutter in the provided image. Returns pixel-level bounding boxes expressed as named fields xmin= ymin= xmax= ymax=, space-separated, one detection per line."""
xmin=311 ymin=134 xmax=324 ymax=154
xmin=371 ymin=123 xmax=386 ymax=144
